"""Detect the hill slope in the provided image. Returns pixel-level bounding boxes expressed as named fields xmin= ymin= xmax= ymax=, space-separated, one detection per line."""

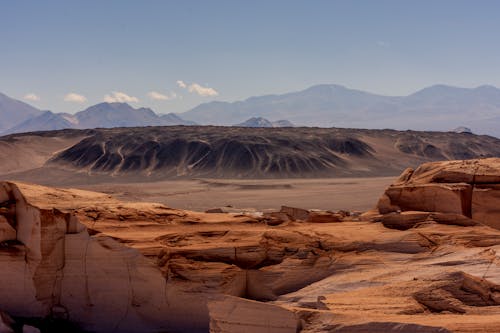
xmin=2 ymin=126 xmax=500 ymax=181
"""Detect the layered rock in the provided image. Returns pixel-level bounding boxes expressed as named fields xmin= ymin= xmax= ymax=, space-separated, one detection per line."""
xmin=208 ymin=295 xmax=299 ymax=333
xmin=1 ymin=176 xmax=500 ymax=332
xmin=377 ymin=158 xmax=500 ymax=230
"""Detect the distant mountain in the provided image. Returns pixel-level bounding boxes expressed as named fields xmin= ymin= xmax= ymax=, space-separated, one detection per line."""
xmin=236 ymin=117 xmax=294 ymax=128
xmin=6 ymin=84 xmax=500 ymax=136
xmin=4 ymin=111 xmax=75 ymax=134
xmin=452 ymin=126 xmax=473 ymax=134
xmin=75 ymin=103 xmax=161 ymax=128
xmin=0 ymin=92 xmax=43 ymax=132
xmin=236 ymin=117 xmax=273 ymax=127
xmin=179 ymin=84 xmax=500 ymax=137
xmin=0 ymin=94 xmax=195 ymax=134
xmin=160 ymin=112 xmax=197 ymax=125
xmin=182 ymin=84 xmax=389 ymax=126
xmin=272 ymin=119 xmax=294 ymax=127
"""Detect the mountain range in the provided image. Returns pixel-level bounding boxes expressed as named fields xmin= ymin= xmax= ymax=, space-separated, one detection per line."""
xmin=235 ymin=117 xmax=294 ymax=127
xmin=3 ymin=84 xmax=500 ymax=136
xmin=0 ymin=94 xmax=195 ymax=135
xmin=181 ymin=84 xmax=500 ymax=136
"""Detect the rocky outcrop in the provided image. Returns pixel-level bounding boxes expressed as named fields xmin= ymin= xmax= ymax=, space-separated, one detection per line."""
xmin=1 ymin=176 xmax=500 ymax=332
xmin=377 ymin=158 xmax=500 ymax=230
xmin=0 ymin=181 xmax=209 ymax=333
xmin=207 ymin=295 xmax=299 ymax=333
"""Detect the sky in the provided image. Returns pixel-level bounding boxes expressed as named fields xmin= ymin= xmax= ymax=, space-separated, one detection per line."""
xmin=2 ymin=0 xmax=500 ymax=114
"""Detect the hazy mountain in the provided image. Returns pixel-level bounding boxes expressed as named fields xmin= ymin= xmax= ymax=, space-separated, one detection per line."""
xmin=160 ymin=112 xmax=197 ymax=125
xmin=182 ymin=84 xmax=391 ymax=126
xmin=236 ymin=117 xmax=273 ymax=127
xmin=0 ymin=92 xmax=43 ymax=132
xmin=74 ymin=103 xmax=195 ymax=128
xmin=179 ymin=84 xmax=500 ymax=137
xmin=452 ymin=126 xmax=473 ymax=134
xmin=0 ymin=94 xmax=195 ymax=134
xmin=5 ymin=84 xmax=500 ymax=136
xmin=4 ymin=111 xmax=75 ymax=134
xmin=236 ymin=117 xmax=294 ymax=128
xmin=272 ymin=119 xmax=294 ymax=127
xmin=75 ymin=103 xmax=161 ymax=128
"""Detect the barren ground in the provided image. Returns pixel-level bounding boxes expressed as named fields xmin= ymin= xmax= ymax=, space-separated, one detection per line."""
xmin=73 ymin=176 xmax=394 ymax=212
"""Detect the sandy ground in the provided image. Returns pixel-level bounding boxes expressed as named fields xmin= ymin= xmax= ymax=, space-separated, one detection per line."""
xmin=74 ymin=176 xmax=394 ymax=212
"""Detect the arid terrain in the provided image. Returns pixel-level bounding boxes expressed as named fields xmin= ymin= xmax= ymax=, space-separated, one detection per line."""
xmin=73 ymin=177 xmax=393 ymax=212
xmin=1 ymin=126 xmax=500 ymax=213
xmin=2 ymin=126 xmax=500 ymax=181
xmin=1 ymin=158 xmax=500 ymax=333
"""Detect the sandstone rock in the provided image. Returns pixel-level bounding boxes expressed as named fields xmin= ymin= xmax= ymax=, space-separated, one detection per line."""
xmin=413 ymin=271 xmax=500 ymax=313
xmin=280 ymin=205 xmax=309 ymax=220
xmin=307 ymin=211 xmax=342 ymax=223
xmin=22 ymin=325 xmax=41 ymax=333
xmin=379 ymin=211 xmax=431 ymax=230
xmin=383 ymin=183 xmax=472 ymax=216
xmin=312 ymin=322 xmax=452 ymax=333
xmin=471 ymin=184 xmax=500 ymax=230
xmin=0 ymin=311 xmax=14 ymax=333
xmin=1 ymin=179 xmax=500 ymax=332
xmin=377 ymin=158 xmax=500 ymax=230
xmin=0 ymin=216 xmax=16 ymax=242
xmin=207 ymin=295 xmax=299 ymax=333
xmin=205 ymin=208 xmax=224 ymax=213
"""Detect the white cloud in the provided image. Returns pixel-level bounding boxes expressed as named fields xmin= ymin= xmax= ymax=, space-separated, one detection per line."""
xmin=64 ymin=92 xmax=87 ymax=103
xmin=176 ymin=80 xmax=187 ymax=89
xmin=24 ymin=93 xmax=40 ymax=101
xmin=148 ymin=91 xmax=171 ymax=101
xmin=188 ymin=83 xmax=219 ymax=97
xmin=103 ymin=91 xmax=139 ymax=103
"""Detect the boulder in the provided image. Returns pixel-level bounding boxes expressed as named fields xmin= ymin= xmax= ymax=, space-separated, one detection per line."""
xmin=377 ymin=158 xmax=500 ymax=230
xmin=280 ymin=206 xmax=309 ymax=220
xmin=207 ymin=295 xmax=299 ymax=333
xmin=307 ymin=211 xmax=343 ymax=223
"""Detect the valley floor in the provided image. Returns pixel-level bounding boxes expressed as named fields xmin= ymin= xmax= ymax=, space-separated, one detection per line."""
xmin=71 ymin=176 xmax=394 ymax=212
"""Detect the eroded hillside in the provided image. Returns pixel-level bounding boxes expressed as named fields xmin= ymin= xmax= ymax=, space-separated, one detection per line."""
xmin=1 ymin=126 xmax=500 ymax=181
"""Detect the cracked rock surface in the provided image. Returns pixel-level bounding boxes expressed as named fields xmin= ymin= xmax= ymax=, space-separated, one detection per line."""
xmin=1 ymin=159 xmax=500 ymax=332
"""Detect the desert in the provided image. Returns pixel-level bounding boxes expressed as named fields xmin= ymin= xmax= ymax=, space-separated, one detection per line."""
xmin=3 ymin=2 xmax=500 ymax=332
xmin=1 ymin=157 xmax=500 ymax=332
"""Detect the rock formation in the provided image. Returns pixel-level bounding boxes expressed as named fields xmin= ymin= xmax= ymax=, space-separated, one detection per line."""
xmin=376 ymin=158 xmax=500 ymax=230
xmin=1 ymin=161 xmax=500 ymax=332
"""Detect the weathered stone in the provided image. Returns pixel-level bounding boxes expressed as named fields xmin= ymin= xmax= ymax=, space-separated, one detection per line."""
xmin=471 ymin=184 xmax=500 ymax=230
xmin=0 ymin=311 xmax=14 ymax=333
xmin=379 ymin=211 xmax=431 ymax=230
xmin=383 ymin=183 xmax=472 ymax=216
xmin=378 ymin=158 xmax=500 ymax=230
xmin=22 ymin=325 xmax=41 ymax=333
xmin=0 ymin=216 xmax=15 ymax=242
xmin=307 ymin=211 xmax=342 ymax=223
xmin=208 ymin=295 xmax=299 ymax=333
xmin=280 ymin=205 xmax=309 ymax=220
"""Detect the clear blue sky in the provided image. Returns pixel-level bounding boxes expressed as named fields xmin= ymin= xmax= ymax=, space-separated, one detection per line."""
xmin=2 ymin=0 xmax=500 ymax=114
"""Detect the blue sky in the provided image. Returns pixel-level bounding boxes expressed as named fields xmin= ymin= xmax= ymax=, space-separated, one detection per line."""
xmin=2 ymin=0 xmax=500 ymax=114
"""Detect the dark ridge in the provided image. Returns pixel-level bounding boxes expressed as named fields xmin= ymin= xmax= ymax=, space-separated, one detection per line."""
xmin=4 ymin=125 xmax=500 ymax=179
